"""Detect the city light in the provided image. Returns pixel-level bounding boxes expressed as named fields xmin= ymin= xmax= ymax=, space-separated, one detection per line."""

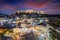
xmin=0 ymin=10 xmax=58 ymax=40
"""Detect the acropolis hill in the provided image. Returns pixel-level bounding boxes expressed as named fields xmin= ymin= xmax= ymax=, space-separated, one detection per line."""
xmin=17 ymin=10 xmax=46 ymax=14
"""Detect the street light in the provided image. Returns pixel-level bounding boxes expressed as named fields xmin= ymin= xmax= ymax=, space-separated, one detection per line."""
xmin=38 ymin=34 xmax=45 ymax=40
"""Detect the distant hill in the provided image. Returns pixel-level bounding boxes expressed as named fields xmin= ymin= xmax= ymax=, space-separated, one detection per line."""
xmin=0 ymin=13 xmax=6 ymax=17
xmin=0 ymin=10 xmax=15 ymax=17
xmin=0 ymin=10 xmax=15 ymax=15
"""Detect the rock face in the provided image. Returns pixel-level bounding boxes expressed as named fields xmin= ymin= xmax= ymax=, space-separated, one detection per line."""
xmin=17 ymin=10 xmax=46 ymax=14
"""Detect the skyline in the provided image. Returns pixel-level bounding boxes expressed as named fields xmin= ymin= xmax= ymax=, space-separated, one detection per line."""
xmin=0 ymin=0 xmax=60 ymax=14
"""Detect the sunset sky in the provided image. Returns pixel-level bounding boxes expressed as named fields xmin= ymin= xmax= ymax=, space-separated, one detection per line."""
xmin=0 ymin=0 xmax=60 ymax=14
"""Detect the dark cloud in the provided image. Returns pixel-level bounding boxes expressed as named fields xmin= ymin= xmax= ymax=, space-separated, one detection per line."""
xmin=51 ymin=0 xmax=60 ymax=2
xmin=0 ymin=0 xmax=25 ymax=5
